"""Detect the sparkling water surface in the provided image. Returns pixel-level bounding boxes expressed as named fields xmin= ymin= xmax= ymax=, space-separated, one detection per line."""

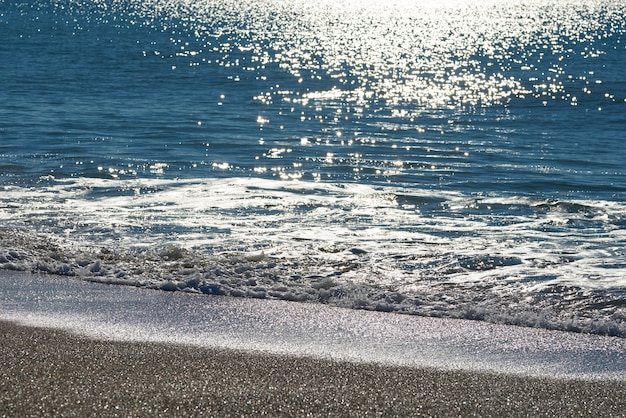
xmin=1 ymin=0 xmax=626 ymax=336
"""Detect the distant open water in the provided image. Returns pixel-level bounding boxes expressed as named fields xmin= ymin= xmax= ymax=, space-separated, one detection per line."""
xmin=1 ymin=0 xmax=626 ymax=336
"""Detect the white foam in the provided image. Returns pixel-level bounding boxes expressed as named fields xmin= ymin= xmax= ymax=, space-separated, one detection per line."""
xmin=1 ymin=177 xmax=625 ymax=336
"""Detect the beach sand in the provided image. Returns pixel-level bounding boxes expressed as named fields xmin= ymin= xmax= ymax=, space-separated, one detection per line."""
xmin=1 ymin=320 xmax=625 ymax=417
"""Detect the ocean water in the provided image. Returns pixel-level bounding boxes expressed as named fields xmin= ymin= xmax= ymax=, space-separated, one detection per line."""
xmin=1 ymin=0 xmax=625 ymax=337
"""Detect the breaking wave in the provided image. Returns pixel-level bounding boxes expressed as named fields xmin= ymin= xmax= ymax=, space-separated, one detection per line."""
xmin=2 ymin=177 xmax=625 ymax=337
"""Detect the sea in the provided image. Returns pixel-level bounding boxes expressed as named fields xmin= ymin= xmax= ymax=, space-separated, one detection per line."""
xmin=1 ymin=0 xmax=625 ymax=338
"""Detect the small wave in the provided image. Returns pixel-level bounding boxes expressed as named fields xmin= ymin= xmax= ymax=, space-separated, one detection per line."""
xmin=2 ymin=226 xmax=626 ymax=338
xmin=1 ymin=178 xmax=625 ymax=337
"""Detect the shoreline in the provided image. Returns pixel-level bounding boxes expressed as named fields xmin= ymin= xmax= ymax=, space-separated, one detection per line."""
xmin=2 ymin=320 xmax=626 ymax=417
xmin=1 ymin=270 xmax=626 ymax=380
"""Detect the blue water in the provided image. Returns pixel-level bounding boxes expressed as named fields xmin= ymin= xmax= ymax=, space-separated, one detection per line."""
xmin=1 ymin=0 xmax=626 ymax=336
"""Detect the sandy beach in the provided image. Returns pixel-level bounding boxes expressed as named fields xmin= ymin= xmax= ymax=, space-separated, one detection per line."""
xmin=1 ymin=320 xmax=626 ymax=417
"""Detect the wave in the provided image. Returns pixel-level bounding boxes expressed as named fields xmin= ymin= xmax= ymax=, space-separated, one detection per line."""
xmin=1 ymin=177 xmax=625 ymax=337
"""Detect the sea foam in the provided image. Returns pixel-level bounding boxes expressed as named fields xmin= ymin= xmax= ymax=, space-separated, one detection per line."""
xmin=2 ymin=177 xmax=625 ymax=337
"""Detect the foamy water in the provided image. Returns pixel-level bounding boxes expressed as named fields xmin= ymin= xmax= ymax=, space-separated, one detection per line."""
xmin=1 ymin=0 xmax=626 ymax=336
xmin=2 ymin=176 xmax=625 ymax=336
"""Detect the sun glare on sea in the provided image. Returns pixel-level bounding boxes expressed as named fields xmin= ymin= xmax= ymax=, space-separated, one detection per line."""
xmin=126 ymin=0 xmax=619 ymax=116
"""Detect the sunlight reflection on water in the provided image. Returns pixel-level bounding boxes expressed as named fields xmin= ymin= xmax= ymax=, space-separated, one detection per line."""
xmin=3 ymin=0 xmax=624 ymax=186
xmin=103 ymin=0 xmax=625 ymax=184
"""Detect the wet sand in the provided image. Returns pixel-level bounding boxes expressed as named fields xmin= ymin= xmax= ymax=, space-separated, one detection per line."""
xmin=1 ymin=320 xmax=625 ymax=417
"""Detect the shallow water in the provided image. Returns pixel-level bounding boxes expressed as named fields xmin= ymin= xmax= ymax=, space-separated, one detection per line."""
xmin=1 ymin=0 xmax=626 ymax=336
xmin=2 ymin=270 xmax=626 ymax=379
